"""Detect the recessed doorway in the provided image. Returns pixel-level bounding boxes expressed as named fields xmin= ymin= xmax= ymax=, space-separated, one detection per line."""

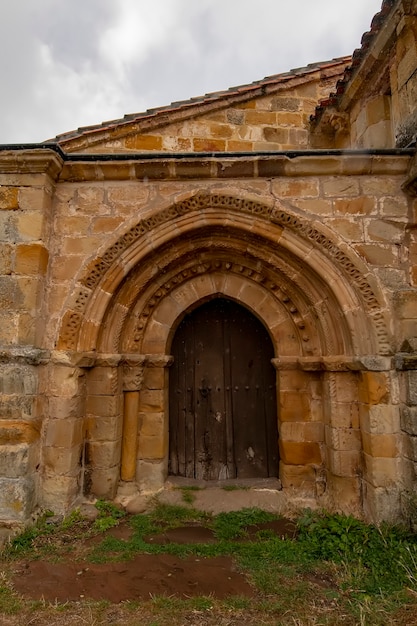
xmin=169 ymin=298 xmax=278 ymax=480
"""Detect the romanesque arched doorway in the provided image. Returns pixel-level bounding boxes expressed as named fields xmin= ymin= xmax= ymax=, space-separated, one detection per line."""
xmin=169 ymin=298 xmax=278 ymax=480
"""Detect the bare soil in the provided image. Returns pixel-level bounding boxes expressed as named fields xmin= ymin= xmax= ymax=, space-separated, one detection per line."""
xmin=8 ymin=518 xmax=296 ymax=604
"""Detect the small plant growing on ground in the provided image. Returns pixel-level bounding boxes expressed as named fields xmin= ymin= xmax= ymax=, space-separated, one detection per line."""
xmin=93 ymin=499 xmax=126 ymax=532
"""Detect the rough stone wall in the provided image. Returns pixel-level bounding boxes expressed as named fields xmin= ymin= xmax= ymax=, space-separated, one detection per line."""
xmin=0 ymin=152 xmax=62 ymax=523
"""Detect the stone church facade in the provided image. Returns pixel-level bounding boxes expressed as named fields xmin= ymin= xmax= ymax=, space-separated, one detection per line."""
xmin=1 ymin=0 xmax=417 ymax=528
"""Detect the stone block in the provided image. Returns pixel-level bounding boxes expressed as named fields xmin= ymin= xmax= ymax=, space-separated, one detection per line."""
xmin=139 ymin=389 xmax=164 ymax=412
xmin=360 ymin=372 xmax=390 ymax=404
xmin=263 ymin=127 xmax=288 ymax=143
xmin=15 ymin=243 xmax=49 ymax=275
xmin=405 ymin=371 xmax=417 ymax=405
xmin=0 ymin=443 xmax=35 ymax=478
xmin=137 ymin=459 xmax=166 ymax=493
xmin=401 ymin=406 xmax=417 ymax=435
xmin=193 ymin=138 xmax=226 ymax=152
xmin=325 ymin=426 xmax=362 ymax=451
xmin=333 ymin=196 xmax=376 ymax=215
xmin=43 ymin=445 xmax=82 ymax=475
xmin=41 ymin=472 xmax=80 ymax=513
xmin=48 ymin=366 xmax=84 ymax=398
xmin=44 ymin=418 xmax=84 ymax=448
xmin=86 ymin=415 xmax=123 ymax=442
xmin=280 ymin=421 xmax=324 ymax=442
xmin=91 ymin=216 xmax=124 ymax=234
xmin=366 ymin=220 xmax=405 ymax=244
xmin=279 ymin=462 xmax=316 ymax=490
xmin=279 ymin=440 xmax=322 ymax=465
xmin=296 ymin=198 xmax=333 ymax=215
xmin=0 ymin=365 xmax=36 ymax=394
xmin=327 ymin=449 xmax=361 ymax=477
xmin=360 ymin=177 xmax=402 ymax=196
xmin=86 ymin=394 xmax=122 ymax=418
xmin=48 ymin=395 xmax=83 ymax=420
xmin=0 ymin=187 xmax=19 ymax=210
xmin=272 ymin=178 xmax=319 ymax=198
xmin=0 ymin=243 xmax=12 ymax=274
xmin=403 ymin=432 xmax=417 ymax=461
xmin=328 ymin=218 xmax=363 ymax=240
xmin=138 ymin=433 xmax=167 ymax=460
xmin=0 ymin=276 xmax=17 ymax=310
xmin=332 ymin=373 xmax=359 ymax=403
xmin=144 ymin=367 xmax=165 ymax=390
xmin=139 ymin=411 xmax=165 ymax=437
xmin=322 ymin=177 xmax=360 ymax=197
xmin=0 ymin=477 xmax=35 ymax=521
xmin=325 ymin=474 xmax=361 ymax=514
xmin=280 ymin=392 xmax=311 ymax=422
xmin=16 ymin=212 xmax=44 ymax=241
xmin=88 ymin=439 xmax=122 ymax=468
xmin=89 ymin=466 xmax=119 ymax=499
xmin=363 ymin=454 xmax=401 ymax=488
xmin=18 ymin=187 xmax=51 ymax=212
xmin=125 ymin=134 xmax=163 ymax=150
xmin=355 ymin=244 xmax=397 ymax=266
xmin=362 ymin=404 xmax=400 ymax=435
xmin=362 ymin=432 xmax=398 ymax=458
xmin=362 ymin=482 xmax=401 ymax=524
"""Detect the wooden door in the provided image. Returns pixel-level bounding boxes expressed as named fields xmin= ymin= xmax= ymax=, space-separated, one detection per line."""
xmin=169 ymin=298 xmax=278 ymax=480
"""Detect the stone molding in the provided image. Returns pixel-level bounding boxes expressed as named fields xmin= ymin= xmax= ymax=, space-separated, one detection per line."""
xmin=57 ymin=153 xmax=411 ymax=182
xmin=272 ymin=355 xmax=393 ymax=371
xmin=0 ymin=148 xmax=63 ymax=180
xmin=58 ymin=192 xmax=390 ymax=355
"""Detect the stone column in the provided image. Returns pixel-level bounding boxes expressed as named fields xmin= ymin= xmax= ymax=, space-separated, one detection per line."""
xmin=85 ymin=355 xmax=123 ymax=499
xmin=42 ymin=351 xmax=94 ymax=513
xmin=137 ymin=355 xmax=173 ymax=493
xmin=121 ymin=356 xmax=145 ymax=484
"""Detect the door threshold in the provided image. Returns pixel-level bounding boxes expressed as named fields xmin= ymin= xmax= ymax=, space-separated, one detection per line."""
xmin=166 ymin=476 xmax=282 ymax=491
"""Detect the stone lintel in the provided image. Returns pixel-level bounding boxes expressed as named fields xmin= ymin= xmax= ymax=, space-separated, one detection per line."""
xmin=58 ymin=153 xmax=411 ymax=183
xmin=272 ymin=355 xmax=393 ymax=372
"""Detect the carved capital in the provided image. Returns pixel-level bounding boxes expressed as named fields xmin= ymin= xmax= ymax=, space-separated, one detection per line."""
xmin=122 ymin=364 xmax=144 ymax=391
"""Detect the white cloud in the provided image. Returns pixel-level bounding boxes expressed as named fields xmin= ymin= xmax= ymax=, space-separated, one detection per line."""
xmin=0 ymin=0 xmax=383 ymax=143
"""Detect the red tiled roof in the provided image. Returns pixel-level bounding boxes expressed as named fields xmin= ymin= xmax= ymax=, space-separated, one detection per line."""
xmin=311 ymin=0 xmax=398 ymax=126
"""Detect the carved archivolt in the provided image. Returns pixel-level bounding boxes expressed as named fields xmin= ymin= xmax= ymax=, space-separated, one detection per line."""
xmin=58 ymin=192 xmax=390 ymax=354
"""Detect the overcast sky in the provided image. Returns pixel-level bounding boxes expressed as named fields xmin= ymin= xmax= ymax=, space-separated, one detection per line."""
xmin=0 ymin=0 xmax=383 ymax=144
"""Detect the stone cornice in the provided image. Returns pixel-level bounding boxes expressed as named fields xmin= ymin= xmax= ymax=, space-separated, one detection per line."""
xmin=0 ymin=149 xmax=63 ymax=181
xmin=58 ymin=152 xmax=412 ymax=183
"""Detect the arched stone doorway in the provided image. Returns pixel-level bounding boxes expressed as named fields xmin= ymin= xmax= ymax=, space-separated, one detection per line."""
xmin=169 ymin=297 xmax=278 ymax=481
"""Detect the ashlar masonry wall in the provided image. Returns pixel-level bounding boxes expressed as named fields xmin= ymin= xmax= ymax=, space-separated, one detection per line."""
xmin=0 ymin=150 xmax=407 ymax=527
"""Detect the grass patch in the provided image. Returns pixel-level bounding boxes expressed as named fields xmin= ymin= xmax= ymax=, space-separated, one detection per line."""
xmin=3 ymin=503 xmax=417 ymax=625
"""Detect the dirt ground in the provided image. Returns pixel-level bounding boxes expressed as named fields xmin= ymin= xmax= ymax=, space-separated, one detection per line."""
xmin=9 ymin=519 xmax=296 ymax=604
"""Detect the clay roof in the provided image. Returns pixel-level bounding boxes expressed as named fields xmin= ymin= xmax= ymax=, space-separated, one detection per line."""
xmin=51 ymin=57 xmax=350 ymax=150
xmin=311 ymin=0 xmax=398 ymax=125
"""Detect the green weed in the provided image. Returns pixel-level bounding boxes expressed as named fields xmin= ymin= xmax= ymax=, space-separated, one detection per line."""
xmin=212 ymin=507 xmax=278 ymax=540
